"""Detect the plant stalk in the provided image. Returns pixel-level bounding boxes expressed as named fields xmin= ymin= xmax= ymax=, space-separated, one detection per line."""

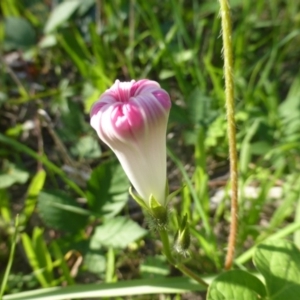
xmin=159 ymin=229 xmax=208 ymax=287
xmin=219 ymin=0 xmax=239 ymax=270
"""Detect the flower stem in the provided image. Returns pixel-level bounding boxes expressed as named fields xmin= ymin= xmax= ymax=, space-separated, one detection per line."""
xmin=158 ymin=229 xmax=208 ymax=287
xmin=176 ymin=263 xmax=209 ymax=288
xmin=219 ymin=0 xmax=238 ymax=270
xmin=159 ymin=229 xmax=176 ymax=265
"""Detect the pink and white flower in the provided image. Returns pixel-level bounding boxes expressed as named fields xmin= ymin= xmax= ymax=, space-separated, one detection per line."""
xmin=90 ymin=79 xmax=171 ymax=206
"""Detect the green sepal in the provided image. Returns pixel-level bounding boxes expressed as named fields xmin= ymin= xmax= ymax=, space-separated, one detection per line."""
xmin=149 ymin=194 xmax=168 ymax=228
xmin=166 ymin=184 xmax=186 ymax=204
xmin=129 ymin=186 xmax=148 ymax=210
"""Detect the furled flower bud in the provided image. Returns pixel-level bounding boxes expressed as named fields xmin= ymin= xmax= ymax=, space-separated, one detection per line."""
xmin=174 ymin=214 xmax=190 ymax=257
xmin=90 ymin=79 xmax=171 ymax=207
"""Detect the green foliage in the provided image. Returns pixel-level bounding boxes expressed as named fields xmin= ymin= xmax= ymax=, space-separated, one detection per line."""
xmin=0 ymin=162 xmax=29 ymax=189
xmin=21 ymin=227 xmax=55 ymax=287
xmin=140 ymin=255 xmax=170 ymax=279
xmin=22 ymin=170 xmax=46 ymax=223
xmin=21 ymin=227 xmax=75 ymax=288
xmin=84 ymin=251 xmax=106 ymax=276
xmin=254 ymin=240 xmax=300 ymax=299
xmin=4 ymin=17 xmax=36 ymax=50
xmin=44 ymin=0 xmax=81 ymax=34
xmin=86 ymin=160 xmax=129 ymax=218
xmin=208 ymin=240 xmax=300 ymax=300
xmin=207 ymin=270 xmax=266 ymax=300
xmin=70 ymin=136 xmax=101 ymax=159
xmin=37 ymin=190 xmax=89 ymax=233
xmin=90 ymin=217 xmax=147 ymax=249
xmin=1 ymin=0 xmax=300 ymax=299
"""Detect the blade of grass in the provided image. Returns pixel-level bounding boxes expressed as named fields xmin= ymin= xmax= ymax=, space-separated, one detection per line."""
xmin=22 ymin=169 xmax=46 ymax=224
xmin=235 ymin=221 xmax=300 ymax=265
xmin=50 ymin=242 xmax=75 ymax=285
xmin=167 ymin=147 xmax=211 ymax=236
xmin=2 ymin=276 xmax=213 ymax=300
xmin=0 ymin=215 xmax=19 ymax=299
xmin=0 ymin=133 xmax=85 ymax=197
xmin=21 ymin=231 xmax=49 ymax=288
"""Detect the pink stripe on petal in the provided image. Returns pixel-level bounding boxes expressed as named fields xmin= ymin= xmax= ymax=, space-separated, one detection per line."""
xmin=152 ymin=90 xmax=171 ymax=110
xmin=90 ymin=101 xmax=107 ymax=117
xmin=111 ymin=103 xmax=144 ymax=137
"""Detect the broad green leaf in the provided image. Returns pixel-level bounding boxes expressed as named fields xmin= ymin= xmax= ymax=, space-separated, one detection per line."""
xmin=4 ymin=17 xmax=36 ymax=50
xmin=44 ymin=0 xmax=81 ymax=33
xmin=70 ymin=136 xmax=101 ymax=159
xmin=254 ymin=240 xmax=300 ymax=300
xmin=37 ymin=190 xmax=89 ymax=233
xmin=0 ymin=162 xmax=29 ymax=189
xmin=86 ymin=161 xmax=129 ymax=218
xmin=77 ymin=0 xmax=95 ymax=16
xmin=90 ymin=217 xmax=147 ymax=249
xmin=207 ymin=270 xmax=266 ymax=300
xmin=84 ymin=251 xmax=106 ymax=275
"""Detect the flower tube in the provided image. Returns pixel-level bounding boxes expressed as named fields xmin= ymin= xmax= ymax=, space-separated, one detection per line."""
xmin=90 ymin=79 xmax=171 ymax=207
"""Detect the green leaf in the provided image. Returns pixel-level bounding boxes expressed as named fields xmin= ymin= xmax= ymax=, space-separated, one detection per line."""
xmin=21 ymin=228 xmax=52 ymax=288
xmin=2 ymin=276 xmax=207 ymax=300
xmin=207 ymin=270 xmax=266 ymax=300
xmin=86 ymin=161 xmax=129 ymax=218
xmin=0 ymin=162 xmax=29 ymax=189
xmin=186 ymin=87 xmax=217 ymax=126
xmin=37 ymin=190 xmax=89 ymax=233
xmin=254 ymin=240 xmax=300 ymax=300
xmin=84 ymin=251 xmax=106 ymax=275
xmin=50 ymin=242 xmax=75 ymax=285
xmin=0 ymin=133 xmax=85 ymax=197
xmin=0 ymin=189 xmax=11 ymax=223
xmin=129 ymin=186 xmax=148 ymax=210
xmin=58 ymin=27 xmax=91 ymax=77
xmin=70 ymin=136 xmax=101 ymax=159
xmin=22 ymin=170 xmax=46 ymax=222
xmin=44 ymin=0 xmax=81 ymax=33
xmin=90 ymin=217 xmax=147 ymax=249
xmin=4 ymin=17 xmax=36 ymax=50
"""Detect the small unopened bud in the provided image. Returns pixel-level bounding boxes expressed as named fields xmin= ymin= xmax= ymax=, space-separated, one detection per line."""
xmin=90 ymin=79 xmax=171 ymax=207
xmin=148 ymin=195 xmax=168 ymax=230
xmin=174 ymin=214 xmax=190 ymax=256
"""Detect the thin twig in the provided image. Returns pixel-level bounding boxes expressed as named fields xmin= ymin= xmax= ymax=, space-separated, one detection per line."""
xmin=219 ymin=0 xmax=238 ymax=270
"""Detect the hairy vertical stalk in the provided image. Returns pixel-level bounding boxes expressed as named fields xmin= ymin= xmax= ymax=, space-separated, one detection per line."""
xmin=219 ymin=0 xmax=238 ymax=270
